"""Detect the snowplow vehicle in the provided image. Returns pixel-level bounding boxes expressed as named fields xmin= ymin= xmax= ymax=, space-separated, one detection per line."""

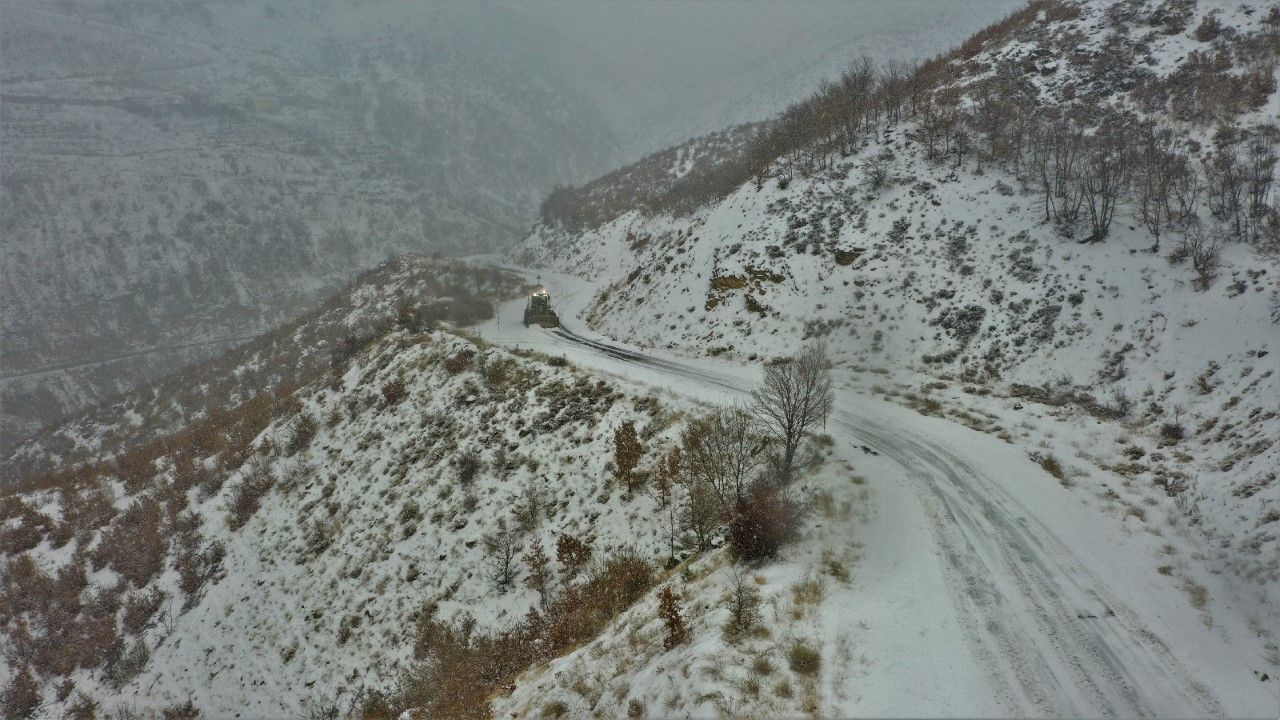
xmin=522 ymin=288 xmax=560 ymax=328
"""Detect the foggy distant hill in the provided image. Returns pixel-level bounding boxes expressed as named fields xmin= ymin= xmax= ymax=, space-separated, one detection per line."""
xmin=0 ymin=0 xmax=620 ymax=448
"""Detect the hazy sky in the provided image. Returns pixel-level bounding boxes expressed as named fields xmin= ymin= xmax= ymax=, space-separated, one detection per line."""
xmin=508 ymin=0 xmax=1024 ymax=154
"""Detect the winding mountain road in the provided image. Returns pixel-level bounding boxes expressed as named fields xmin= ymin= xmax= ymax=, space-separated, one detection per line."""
xmin=479 ymin=267 xmax=1278 ymax=718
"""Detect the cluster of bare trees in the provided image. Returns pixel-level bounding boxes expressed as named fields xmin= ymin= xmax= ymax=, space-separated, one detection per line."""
xmin=654 ymin=343 xmax=833 ymax=562
xmin=539 ymin=0 xmax=1279 ymax=268
xmin=757 ymin=44 xmax=1277 ymax=250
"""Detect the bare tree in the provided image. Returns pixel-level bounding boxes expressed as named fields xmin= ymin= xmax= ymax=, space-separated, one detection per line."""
xmin=1170 ymin=159 xmax=1203 ymax=229
xmin=1134 ymin=123 xmax=1184 ymax=251
xmin=483 ymin=518 xmax=520 ymax=593
xmin=653 ymin=447 xmax=683 ymax=563
xmin=522 ymin=541 xmax=551 ymax=607
xmin=1244 ymin=125 xmax=1278 ymax=241
xmin=680 ymin=470 xmax=720 ymax=552
xmin=722 ymin=566 xmax=761 ymax=640
xmin=1080 ymin=117 xmax=1132 ymax=242
xmin=864 ymin=149 xmax=894 ymax=190
xmin=1206 ymin=129 xmax=1246 ymax=238
xmin=613 ymin=420 xmax=643 ymax=491
xmin=751 ymin=342 xmax=834 ymax=485
xmin=970 ymin=86 xmax=1008 ymax=165
xmin=681 ymin=406 xmax=760 ymax=516
xmin=1180 ymin=226 xmax=1222 ymax=291
xmin=1029 ymin=115 xmax=1087 ymax=226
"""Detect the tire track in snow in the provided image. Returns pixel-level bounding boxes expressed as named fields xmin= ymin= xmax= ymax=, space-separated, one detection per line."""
xmin=831 ymin=413 xmax=1221 ymax=718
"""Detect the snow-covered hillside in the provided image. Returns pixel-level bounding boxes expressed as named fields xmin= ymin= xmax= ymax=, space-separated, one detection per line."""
xmin=2 ymin=256 xmax=525 ymax=484
xmin=0 ymin=314 xmax=707 ymax=717
xmin=516 ymin=0 xmax=1280 ymax=607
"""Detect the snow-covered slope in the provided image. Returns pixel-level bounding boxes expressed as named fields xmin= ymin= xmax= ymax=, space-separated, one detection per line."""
xmin=515 ymin=0 xmax=1280 ymax=603
xmin=1 ymin=256 xmax=525 ymax=484
xmin=0 ymin=315 xmax=701 ymax=717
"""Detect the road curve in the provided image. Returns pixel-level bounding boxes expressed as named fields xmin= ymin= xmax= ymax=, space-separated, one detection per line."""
xmin=542 ymin=324 xmax=1224 ymax=718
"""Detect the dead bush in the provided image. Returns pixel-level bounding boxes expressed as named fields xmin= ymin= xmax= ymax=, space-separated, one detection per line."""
xmin=285 ymin=413 xmax=318 ymax=456
xmin=161 ymin=699 xmax=202 ymax=720
xmin=658 ymin=586 xmax=688 ymax=650
xmin=1177 ymin=228 xmax=1221 ymax=290
xmin=65 ymin=693 xmax=100 ymax=720
xmin=1 ymin=666 xmax=40 ymax=720
xmin=722 ymin=568 xmax=761 ymax=641
xmin=122 ymin=587 xmax=165 ymax=635
xmin=98 ymin=498 xmax=167 ymax=588
xmin=788 ymin=641 xmax=822 ymax=675
xmin=1030 ymin=452 xmax=1065 ymax=482
xmin=0 ymin=501 xmax=51 ymax=555
xmin=613 ymin=421 xmax=643 ymax=491
xmin=443 ymin=350 xmax=474 ymax=374
xmin=1160 ymin=422 xmax=1186 ymax=443
xmin=556 ymin=533 xmax=592 ymax=582
xmin=1194 ymin=12 xmax=1223 ymax=41
xmin=381 ymin=378 xmax=407 ymax=406
xmin=226 ymin=464 xmax=275 ymax=531
xmin=399 ymin=551 xmax=654 ymax=720
xmin=727 ymin=483 xmax=806 ymax=562
xmin=105 ymin=640 xmax=150 ymax=689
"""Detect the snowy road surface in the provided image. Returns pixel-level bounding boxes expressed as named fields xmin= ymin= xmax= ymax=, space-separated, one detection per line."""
xmin=475 ymin=265 xmax=1279 ymax=718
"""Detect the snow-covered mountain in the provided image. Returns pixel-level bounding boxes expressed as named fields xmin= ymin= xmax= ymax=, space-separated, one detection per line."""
xmin=515 ymin=0 xmax=1280 ymax=634
xmin=0 ymin=0 xmax=621 ymax=449
xmin=4 ymin=1 xmax=1280 ymax=718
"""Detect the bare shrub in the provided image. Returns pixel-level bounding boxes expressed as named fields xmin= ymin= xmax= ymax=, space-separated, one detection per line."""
xmin=285 ymin=413 xmax=318 ymax=456
xmin=1 ymin=666 xmax=40 ymax=720
xmin=400 ymin=551 xmax=653 ymax=719
xmin=98 ymin=498 xmax=167 ymax=588
xmin=226 ymin=463 xmax=275 ymax=531
xmin=105 ymin=640 xmax=150 ymax=689
xmin=523 ymin=542 xmax=552 ymax=606
xmin=175 ymin=526 xmax=223 ymax=607
xmin=658 ymin=586 xmax=688 ymax=650
xmin=1194 ymin=12 xmax=1223 ymax=41
xmin=483 ymin=519 xmax=520 ymax=593
xmin=788 ymin=641 xmax=822 ymax=675
xmin=121 ymin=588 xmax=165 ymax=635
xmin=0 ymin=500 xmax=51 ymax=555
xmin=727 ymin=483 xmax=806 ymax=562
xmin=160 ymin=699 xmax=201 ymax=720
xmin=722 ymin=567 xmax=762 ymax=640
xmin=1032 ymin=452 xmax=1065 ymax=482
xmin=613 ymin=421 xmax=643 ymax=491
xmin=454 ymin=451 xmax=483 ymax=485
xmin=443 ymin=350 xmax=474 ymax=374
xmin=65 ymin=693 xmax=100 ymax=720
xmin=556 ymin=533 xmax=592 ymax=582
xmin=1160 ymin=422 xmax=1186 ymax=443
xmin=381 ymin=378 xmax=407 ymax=406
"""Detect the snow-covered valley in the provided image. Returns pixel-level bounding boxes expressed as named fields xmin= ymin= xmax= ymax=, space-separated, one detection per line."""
xmin=2 ymin=0 xmax=1279 ymax=717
